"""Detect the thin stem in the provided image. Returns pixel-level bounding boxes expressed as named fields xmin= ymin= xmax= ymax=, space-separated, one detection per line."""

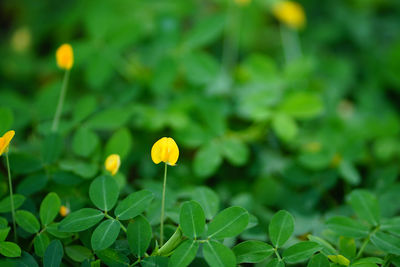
xmin=160 ymin=163 xmax=168 ymax=246
xmin=274 ymin=247 xmax=282 ymax=261
xmin=356 ymin=226 xmax=379 ymax=259
xmin=51 ymin=69 xmax=70 ymax=132
xmin=279 ymin=24 xmax=302 ymax=64
xmin=6 ymin=153 xmax=17 ymax=242
xmin=105 ymin=213 xmax=127 ymax=232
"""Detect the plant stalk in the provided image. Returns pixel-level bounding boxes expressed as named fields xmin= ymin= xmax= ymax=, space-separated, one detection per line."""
xmin=51 ymin=69 xmax=70 ymax=132
xmin=6 ymin=153 xmax=17 ymax=242
xmin=160 ymin=163 xmax=168 ymax=246
xmin=157 ymin=227 xmax=183 ymax=256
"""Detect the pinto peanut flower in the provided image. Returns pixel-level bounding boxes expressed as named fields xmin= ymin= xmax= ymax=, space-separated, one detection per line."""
xmin=59 ymin=205 xmax=70 ymax=217
xmin=105 ymin=154 xmax=121 ymax=176
xmin=151 ymin=137 xmax=179 ymax=166
xmin=151 ymin=137 xmax=179 ymax=246
xmin=0 ymin=130 xmax=15 ymax=156
xmin=56 ymin=44 xmax=74 ymax=70
xmin=273 ymin=0 xmax=306 ymax=30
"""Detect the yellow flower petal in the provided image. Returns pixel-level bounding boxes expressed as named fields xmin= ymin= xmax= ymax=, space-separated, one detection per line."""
xmin=105 ymin=154 xmax=121 ymax=176
xmin=59 ymin=205 xmax=70 ymax=217
xmin=56 ymin=43 xmax=74 ymax=70
xmin=273 ymin=1 xmax=306 ymax=30
xmin=0 ymin=130 xmax=15 ymax=156
xmin=151 ymin=137 xmax=179 ymax=166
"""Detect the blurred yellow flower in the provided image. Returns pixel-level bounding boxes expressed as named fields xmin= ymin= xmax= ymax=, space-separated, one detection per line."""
xmin=59 ymin=205 xmax=70 ymax=217
xmin=273 ymin=1 xmax=306 ymax=29
xmin=105 ymin=154 xmax=121 ymax=176
xmin=56 ymin=44 xmax=74 ymax=70
xmin=11 ymin=27 xmax=31 ymax=53
xmin=304 ymin=142 xmax=321 ymax=153
xmin=234 ymin=0 xmax=251 ymax=6
xmin=0 ymin=130 xmax=15 ymax=156
xmin=328 ymin=255 xmax=350 ymax=266
xmin=151 ymin=137 xmax=179 ymax=166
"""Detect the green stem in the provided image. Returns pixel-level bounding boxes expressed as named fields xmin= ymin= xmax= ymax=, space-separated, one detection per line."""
xmin=274 ymin=247 xmax=282 ymax=261
xmin=356 ymin=226 xmax=379 ymax=259
xmin=160 ymin=163 xmax=168 ymax=246
xmin=6 ymin=153 xmax=17 ymax=242
xmin=51 ymin=69 xmax=70 ymax=132
xmin=104 ymin=213 xmax=127 ymax=232
xmin=157 ymin=227 xmax=183 ymax=256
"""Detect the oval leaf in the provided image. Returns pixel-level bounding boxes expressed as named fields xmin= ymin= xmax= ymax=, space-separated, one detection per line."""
xmin=168 ymin=240 xmax=199 ymax=267
xmin=269 ymin=210 xmax=295 ymax=248
xmin=348 ymin=190 xmax=380 ymax=226
xmin=0 ymin=194 xmax=25 ymax=213
xmin=370 ymin=231 xmax=400 ymax=255
xmin=34 ymin=232 xmax=50 ymax=257
xmin=207 ymin=206 xmax=249 ymax=239
xmin=0 ymin=241 xmax=21 ymax=257
xmin=91 ymin=219 xmax=120 ymax=251
xmin=326 ymin=216 xmax=369 ymax=238
xmin=203 ymin=240 xmax=236 ymax=267
xmin=65 ymin=245 xmax=93 ymax=263
xmin=40 ymin=192 xmax=61 ymax=226
xmin=58 ymin=208 xmax=104 ymax=232
xmin=307 ymin=253 xmax=330 ymax=267
xmin=127 ymin=215 xmax=152 ymax=257
xmin=44 ymin=240 xmax=64 ymax=267
xmin=15 ymin=210 xmax=40 ymax=234
xmin=89 ymin=175 xmax=119 ymax=211
xmin=192 ymin=187 xmax=220 ymax=220
xmin=180 ymin=201 xmax=205 ymax=239
xmin=283 ymin=241 xmax=322 ymax=264
xmin=115 ymin=190 xmax=153 ymax=220
xmin=232 ymin=240 xmax=274 ymax=264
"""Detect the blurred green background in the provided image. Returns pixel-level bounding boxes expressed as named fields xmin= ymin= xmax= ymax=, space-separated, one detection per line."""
xmin=1 ymin=0 xmax=400 ymax=237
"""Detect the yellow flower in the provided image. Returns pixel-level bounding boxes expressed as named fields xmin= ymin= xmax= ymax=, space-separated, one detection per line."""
xmin=273 ymin=1 xmax=306 ymax=29
xmin=0 ymin=130 xmax=15 ymax=156
xmin=105 ymin=154 xmax=121 ymax=176
xmin=56 ymin=44 xmax=74 ymax=70
xmin=234 ymin=0 xmax=251 ymax=6
xmin=151 ymin=137 xmax=179 ymax=166
xmin=59 ymin=205 xmax=70 ymax=217
xmin=328 ymin=255 xmax=350 ymax=266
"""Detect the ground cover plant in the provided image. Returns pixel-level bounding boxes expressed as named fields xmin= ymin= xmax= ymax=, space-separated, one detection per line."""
xmin=1 ymin=0 xmax=400 ymax=266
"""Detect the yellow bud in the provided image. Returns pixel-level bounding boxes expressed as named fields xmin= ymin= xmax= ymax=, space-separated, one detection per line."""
xmin=56 ymin=43 xmax=74 ymax=70
xmin=234 ymin=0 xmax=251 ymax=6
xmin=105 ymin=154 xmax=121 ymax=176
xmin=328 ymin=255 xmax=350 ymax=266
xmin=273 ymin=1 xmax=306 ymax=30
xmin=330 ymin=153 xmax=342 ymax=168
xmin=59 ymin=205 xmax=70 ymax=217
xmin=151 ymin=137 xmax=179 ymax=166
xmin=0 ymin=130 xmax=15 ymax=156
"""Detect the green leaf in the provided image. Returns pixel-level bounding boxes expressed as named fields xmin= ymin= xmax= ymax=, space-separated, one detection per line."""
xmin=307 ymin=253 xmax=329 ymax=267
xmin=15 ymin=210 xmax=40 ymax=234
xmin=283 ymin=241 xmax=321 ymax=264
xmin=44 ymin=240 xmax=63 ymax=267
xmin=183 ymin=51 xmax=219 ymax=85
xmin=34 ymin=232 xmax=50 ymax=257
xmin=0 ymin=108 xmax=13 ymax=134
xmin=269 ymin=210 xmax=295 ymax=248
xmin=0 ymin=227 xmax=10 ymax=242
xmin=348 ymin=190 xmax=380 ymax=226
xmin=96 ymin=248 xmax=130 ymax=267
xmin=232 ymin=240 xmax=274 ymax=264
xmin=307 ymin=235 xmax=337 ymax=255
xmin=381 ymin=217 xmax=400 ymax=236
xmin=325 ymin=216 xmax=369 ymax=238
xmin=58 ymin=208 xmax=104 ymax=232
xmin=0 ymin=241 xmax=21 ymax=257
xmin=203 ymin=240 xmax=236 ymax=267
xmin=339 ymin=237 xmax=356 ymax=260
xmin=141 ymin=256 xmax=169 ymax=267
xmin=280 ymin=92 xmax=324 ymax=119
xmin=91 ymin=219 xmax=120 ymax=251
xmin=339 ymin=161 xmax=360 ymax=185
xmin=168 ymin=240 xmax=199 ymax=267
xmin=89 ymin=175 xmax=119 ymax=211
xmin=370 ymin=231 xmax=400 ymax=255
xmin=193 ymin=142 xmax=223 ymax=178
xmin=17 ymin=251 xmax=39 ymax=267
xmin=114 ymin=190 xmax=153 ymax=220
xmin=220 ymin=137 xmax=249 ymax=166
xmin=86 ymin=107 xmax=132 ymax=130
xmin=207 ymin=206 xmax=249 ymax=239
xmin=192 ymin=187 xmax=220 ymax=220
xmin=104 ymin=127 xmax=133 ymax=160
xmin=266 ymin=258 xmax=285 ymax=267
xmin=127 ymin=215 xmax=152 ymax=257
xmin=65 ymin=245 xmax=93 ymax=262
xmin=0 ymin=194 xmax=25 ymax=213
xmin=272 ymin=113 xmax=298 ymax=142
xmin=46 ymin=223 xmax=73 ymax=239
xmin=40 ymin=192 xmax=61 ymax=226
xmin=180 ymin=201 xmax=205 ymax=239
xmin=72 ymin=127 xmax=99 ymax=157
xmin=42 ymin=133 xmax=63 ymax=164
